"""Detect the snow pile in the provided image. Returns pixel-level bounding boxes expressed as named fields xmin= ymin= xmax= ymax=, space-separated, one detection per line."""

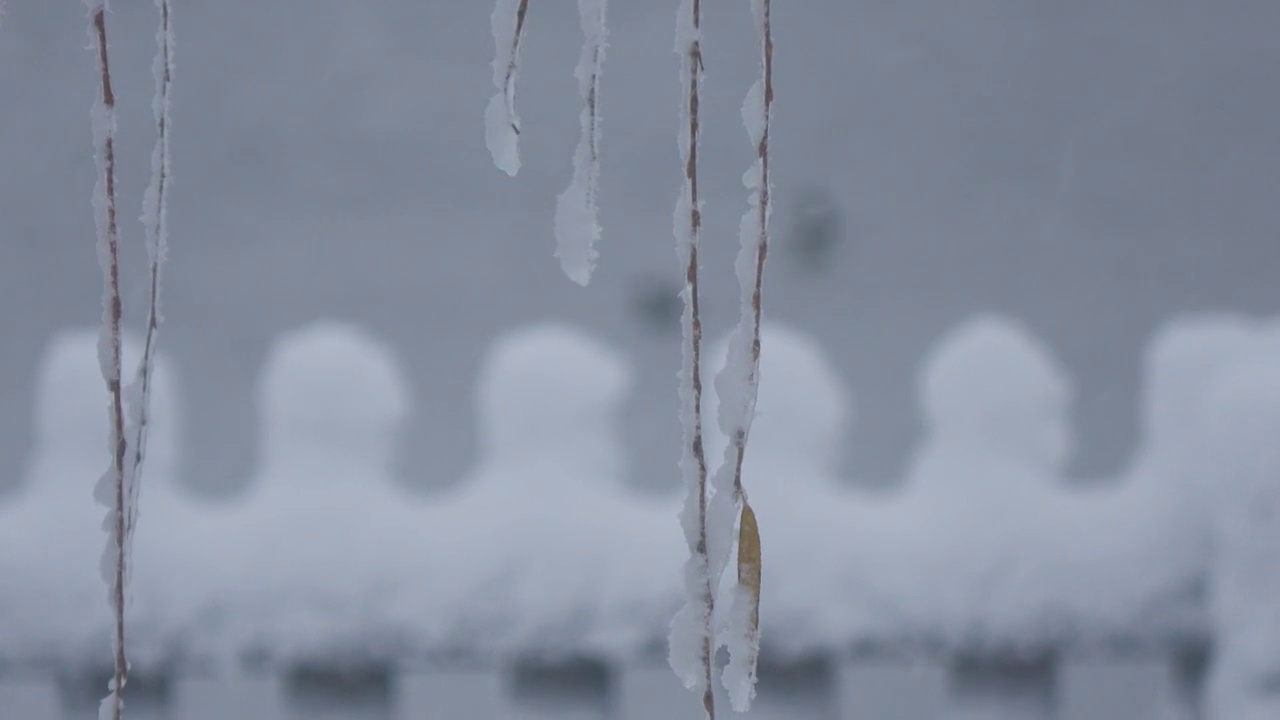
xmin=213 ymin=320 xmax=420 ymax=666
xmin=419 ymin=322 xmax=681 ymax=660
xmin=1202 ymin=341 xmax=1280 ymax=719
xmin=894 ymin=313 xmax=1075 ymax=652
xmin=0 ymin=328 xmax=180 ymax=668
xmin=703 ymin=321 xmax=886 ymax=656
xmin=1051 ymin=314 xmax=1260 ymax=641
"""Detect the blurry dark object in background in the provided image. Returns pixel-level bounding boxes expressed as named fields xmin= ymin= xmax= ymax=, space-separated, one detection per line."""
xmin=785 ymin=186 xmax=845 ymax=275
xmin=631 ymin=277 xmax=684 ymax=334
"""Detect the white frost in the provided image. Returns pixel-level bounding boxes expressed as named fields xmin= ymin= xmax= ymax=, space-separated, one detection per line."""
xmin=668 ymin=0 xmax=713 ymax=696
xmin=486 ymin=0 xmax=528 ymax=176
xmin=712 ymin=1 xmax=773 ymax=706
xmin=553 ymin=0 xmax=608 ymax=286
xmin=139 ymin=0 xmax=173 ymax=283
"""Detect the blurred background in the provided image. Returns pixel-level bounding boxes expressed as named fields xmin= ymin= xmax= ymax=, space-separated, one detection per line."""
xmin=1 ymin=1 xmax=1279 ymax=719
xmin=3 ymin=0 xmax=1278 ymax=499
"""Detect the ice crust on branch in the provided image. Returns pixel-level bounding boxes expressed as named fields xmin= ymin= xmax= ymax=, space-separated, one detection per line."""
xmin=486 ymin=0 xmax=530 ymax=176
xmin=712 ymin=0 xmax=773 ymax=709
xmin=553 ymin=0 xmax=608 ymax=286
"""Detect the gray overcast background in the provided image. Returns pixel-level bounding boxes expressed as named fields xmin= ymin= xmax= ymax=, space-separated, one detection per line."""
xmin=1 ymin=1 xmax=1277 ymax=498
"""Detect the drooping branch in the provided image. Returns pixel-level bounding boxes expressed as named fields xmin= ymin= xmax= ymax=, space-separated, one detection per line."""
xmin=712 ymin=0 xmax=772 ymax=708
xmin=667 ymin=0 xmax=719 ymax=717
xmin=125 ymin=0 xmax=175 ymax=556
xmin=85 ymin=2 xmax=128 ymax=718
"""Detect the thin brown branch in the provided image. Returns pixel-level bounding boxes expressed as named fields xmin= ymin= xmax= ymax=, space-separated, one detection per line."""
xmin=731 ymin=0 xmax=774 ymax=502
xmin=679 ymin=0 xmax=715 ymax=715
xmin=89 ymin=3 xmax=128 ymax=718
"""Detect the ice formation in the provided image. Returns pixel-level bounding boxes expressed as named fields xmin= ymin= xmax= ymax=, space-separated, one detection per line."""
xmin=712 ymin=0 xmax=774 ymax=700
xmin=421 ymin=322 xmax=681 ymax=659
xmin=214 ymin=320 xmax=419 ymax=664
xmin=1052 ymin=314 xmax=1260 ymax=640
xmin=0 ymin=328 xmax=180 ymax=667
xmin=553 ymin=0 xmax=608 ymax=286
xmin=1202 ymin=343 xmax=1280 ymax=719
xmin=895 ymin=313 xmax=1075 ymax=651
xmin=485 ymin=0 xmax=529 ymax=176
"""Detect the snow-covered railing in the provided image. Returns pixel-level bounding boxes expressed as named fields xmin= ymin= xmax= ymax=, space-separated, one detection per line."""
xmin=2 ymin=311 xmax=1278 ymax=718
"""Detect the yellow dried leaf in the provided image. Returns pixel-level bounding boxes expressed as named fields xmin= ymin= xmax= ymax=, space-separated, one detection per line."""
xmin=737 ymin=499 xmax=762 ymax=643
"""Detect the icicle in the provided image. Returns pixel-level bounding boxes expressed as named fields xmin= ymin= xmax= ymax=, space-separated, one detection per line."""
xmin=85 ymin=1 xmax=128 ymax=718
xmin=712 ymin=0 xmax=773 ymax=709
xmin=553 ymin=0 xmax=608 ymax=286
xmin=486 ymin=0 xmax=530 ymax=176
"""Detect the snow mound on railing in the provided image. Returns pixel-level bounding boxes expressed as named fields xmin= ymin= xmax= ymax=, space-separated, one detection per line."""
xmin=413 ymin=322 xmax=682 ymax=661
xmin=0 ymin=328 xmax=180 ymax=667
xmin=893 ymin=313 xmax=1075 ymax=652
xmin=210 ymin=320 xmax=421 ymax=665
xmin=702 ymin=321 xmax=891 ymax=656
xmin=1049 ymin=314 xmax=1261 ymax=643
xmin=1203 ymin=337 xmax=1280 ymax=719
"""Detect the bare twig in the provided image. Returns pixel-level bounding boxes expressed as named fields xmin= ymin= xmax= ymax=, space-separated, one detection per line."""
xmin=86 ymin=1 xmax=128 ymax=717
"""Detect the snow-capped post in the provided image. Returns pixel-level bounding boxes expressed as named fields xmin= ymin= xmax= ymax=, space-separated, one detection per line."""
xmin=553 ymin=0 xmax=608 ymax=286
xmin=485 ymin=0 xmax=531 ymax=176
xmin=666 ymin=0 xmax=727 ymax=717
xmin=126 ymin=0 xmax=174 ymax=550
xmin=85 ymin=1 xmax=129 ymax=717
xmin=711 ymin=0 xmax=773 ymax=709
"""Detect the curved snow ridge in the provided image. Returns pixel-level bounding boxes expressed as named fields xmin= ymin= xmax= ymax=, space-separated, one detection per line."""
xmin=874 ymin=314 xmax=1079 ymax=652
xmin=411 ymin=322 xmax=683 ymax=661
xmin=1047 ymin=314 xmax=1265 ymax=644
xmin=211 ymin=319 xmax=422 ymax=666
xmin=1 ymin=313 xmax=1272 ymax=665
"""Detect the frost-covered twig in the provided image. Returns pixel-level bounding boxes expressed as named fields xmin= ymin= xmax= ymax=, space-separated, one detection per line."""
xmin=85 ymin=2 xmax=128 ymax=717
xmin=125 ymin=0 xmax=174 ymax=556
xmin=485 ymin=0 xmax=531 ymax=176
xmin=553 ymin=0 xmax=608 ymax=286
xmin=667 ymin=1 xmax=726 ymax=717
xmin=711 ymin=0 xmax=773 ymax=709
